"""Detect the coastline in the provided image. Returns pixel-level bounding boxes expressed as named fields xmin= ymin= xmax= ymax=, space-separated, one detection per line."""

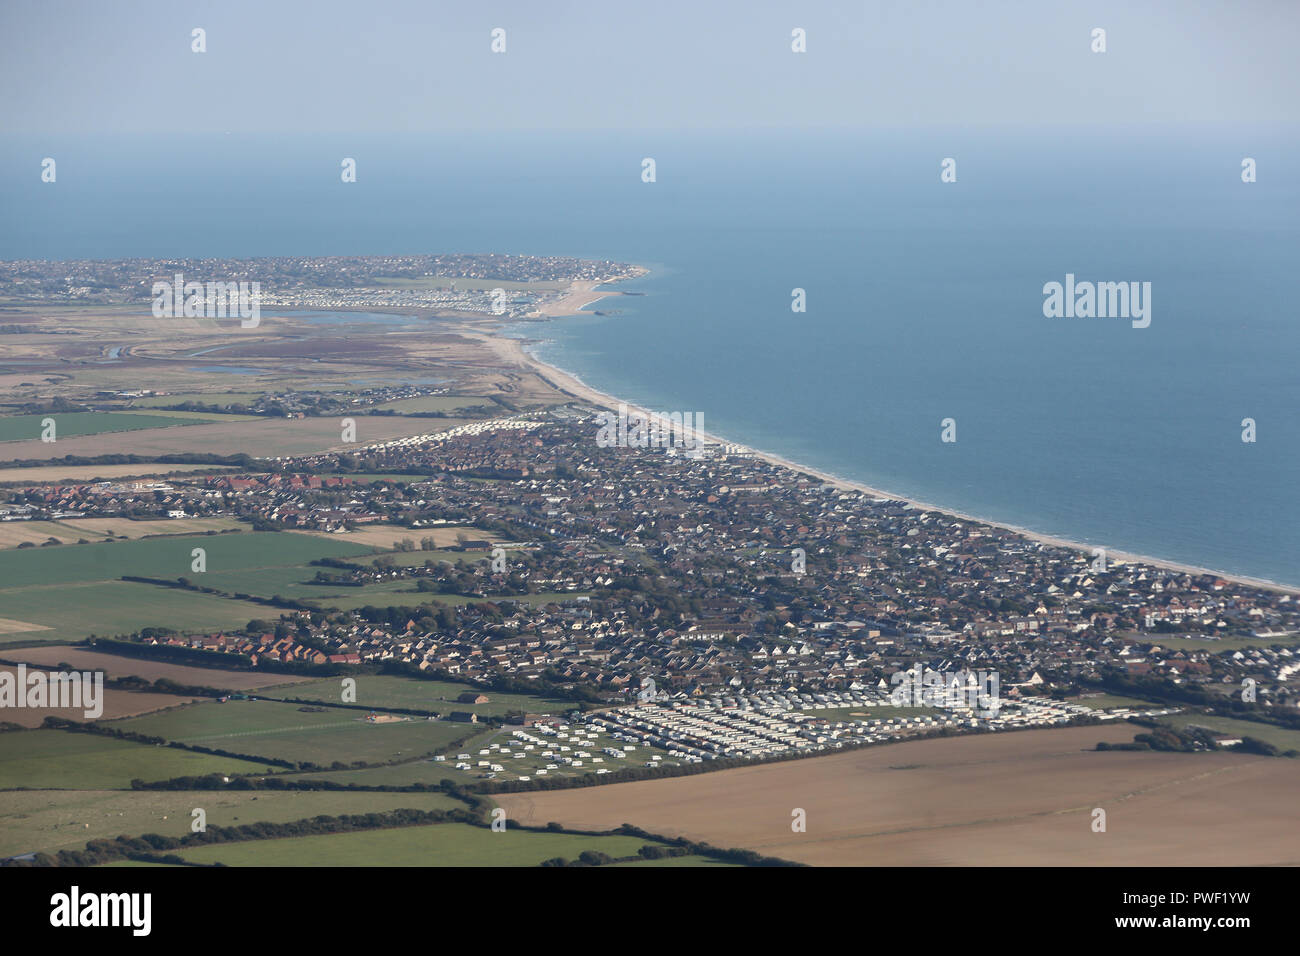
xmin=473 ymin=300 xmax=1299 ymax=597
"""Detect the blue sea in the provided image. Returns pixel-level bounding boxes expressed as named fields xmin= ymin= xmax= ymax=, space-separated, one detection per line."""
xmin=3 ymin=128 xmax=1297 ymax=585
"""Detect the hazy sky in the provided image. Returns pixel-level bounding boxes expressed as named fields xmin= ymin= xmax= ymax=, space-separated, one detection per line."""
xmin=2 ymin=0 xmax=1298 ymax=133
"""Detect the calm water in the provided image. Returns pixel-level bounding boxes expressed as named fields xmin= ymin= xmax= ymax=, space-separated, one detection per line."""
xmin=3 ymin=129 xmax=1298 ymax=584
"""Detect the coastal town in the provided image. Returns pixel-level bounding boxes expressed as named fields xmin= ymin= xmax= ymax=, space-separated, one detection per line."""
xmin=4 ymin=0 xmax=1295 ymax=908
xmin=4 ymin=401 xmax=1297 ymax=775
xmin=0 ymin=254 xmax=647 ymax=317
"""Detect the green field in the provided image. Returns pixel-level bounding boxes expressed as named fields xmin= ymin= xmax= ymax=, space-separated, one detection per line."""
xmin=0 ymin=530 xmax=371 ymax=590
xmin=133 ymin=392 xmax=267 ymax=408
xmin=115 ymin=409 xmax=263 ymax=422
xmin=1069 ymin=694 xmax=1162 ymax=711
xmin=304 ymin=580 xmax=459 ymax=609
xmin=289 ymin=581 xmax=584 ymax=612
xmin=196 ymin=569 xmax=486 ymax=609
xmin=373 ymin=396 xmax=496 ymax=414
xmin=0 ymin=530 xmax=380 ymax=644
xmin=291 ymin=759 xmax=471 ymax=788
xmin=1162 ymin=713 xmax=1300 ymax=752
xmin=0 ymin=530 xmax=373 ymax=590
xmin=269 ymin=676 xmax=575 ymax=719
xmin=0 ymin=788 xmax=465 ymax=858
xmin=0 ymin=580 xmax=275 ymax=646
xmin=0 ymin=412 xmax=205 ymax=443
xmin=108 ymin=699 xmax=482 ymax=768
xmin=0 ymin=729 xmax=275 ymax=789
xmin=363 ymin=549 xmax=464 ymax=567
xmin=173 ymin=821 xmax=674 ymax=867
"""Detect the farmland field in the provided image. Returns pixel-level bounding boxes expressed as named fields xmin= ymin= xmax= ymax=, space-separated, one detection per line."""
xmin=1067 ymin=694 xmax=1163 ymax=711
xmin=0 ymin=788 xmax=464 ymax=858
xmin=291 ymin=758 xmax=476 ymax=788
xmin=0 ymin=516 xmax=246 ymax=550
xmin=354 ymin=548 xmax=464 ymax=567
xmin=132 ymin=392 xmax=267 ymax=408
xmin=298 ymin=523 xmax=493 ymax=550
xmin=0 ymin=529 xmax=373 ymax=590
xmin=270 ymin=675 xmax=575 ymax=719
xmin=114 ymin=409 xmax=263 ymax=422
xmin=277 ymin=581 xmax=583 ymax=613
xmin=1 ymin=645 xmax=311 ymax=691
xmin=0 ymin=667 xmax=198 ymax=726
xmin=0 ymin=415 xmax=474 ymax=461
xmin=0 ymin=529 xmax=379 ymax=644
xmin=0 ymin=580 xmax=275 ymax=646
xmin=0 ymin=463 xmax=239 ymax=484
xmin=192 ymin=568 xmax=502 ymax=610
xmin=0 ymin=728 xmax=276 ymax=789
xmin=108 ymin=699 xmax=482 ymax=768
xmin=496 ymin=725 xmax=1300 ymax=866
xmin=1161 ymin=712 xmax=1300 ymax=752
xmin=0 ymin=412 xmax=210 ymax=444
xmin=172 ymin=821 xmax=673 ymax=867
xmin=373 ymin=395 xmax=496 ymax=414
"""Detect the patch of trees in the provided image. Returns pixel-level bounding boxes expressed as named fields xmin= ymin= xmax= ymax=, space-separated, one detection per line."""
xmin=121 ymin=574 xmax=316 ymax=611
xmin=85 ymin=638 xmax=257 ymax=672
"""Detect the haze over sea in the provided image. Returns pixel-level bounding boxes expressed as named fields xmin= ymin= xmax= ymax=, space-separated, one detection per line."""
xmin=3 ymin=127 xmax=1297 ymax=586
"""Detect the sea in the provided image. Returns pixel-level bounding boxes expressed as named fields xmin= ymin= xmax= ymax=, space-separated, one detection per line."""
xmin=2 ymin=127 xmax=1297 ymax=585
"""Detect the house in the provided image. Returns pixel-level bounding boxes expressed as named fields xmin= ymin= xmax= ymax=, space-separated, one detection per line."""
xmin=457 ymin=692 xmax=489 ymax=704
xmin=448 ymin=711 xmax=479 ymax=723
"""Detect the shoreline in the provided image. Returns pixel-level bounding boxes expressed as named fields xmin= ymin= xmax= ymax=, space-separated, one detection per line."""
xmin=474 ymin=301 xmax=1299 ymax=597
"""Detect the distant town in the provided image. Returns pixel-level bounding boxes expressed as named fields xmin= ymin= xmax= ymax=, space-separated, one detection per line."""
xmin=0 ymin=253 xmax=647 ymax=317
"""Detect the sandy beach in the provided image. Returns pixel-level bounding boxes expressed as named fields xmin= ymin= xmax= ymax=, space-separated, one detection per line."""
xmin=536 ymin=280 xmax=625 ymax=317
xmin=476 ymin=300 xmax=1299 ymax=596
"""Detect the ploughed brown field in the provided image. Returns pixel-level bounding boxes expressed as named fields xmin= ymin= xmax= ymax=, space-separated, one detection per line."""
xmin=0 ymin=666 xmax=198 ymax=726
xmin=496 ymin=725 xmax=1300 ymax=866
